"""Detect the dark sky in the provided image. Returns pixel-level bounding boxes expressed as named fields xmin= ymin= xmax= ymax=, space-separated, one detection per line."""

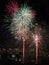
xmin=0 ymin=0 xmax=49 ymax=48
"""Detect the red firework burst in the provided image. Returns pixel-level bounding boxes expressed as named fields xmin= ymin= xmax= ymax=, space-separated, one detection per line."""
xmin=29 ymin=10 xmax=36 ymax=18
xmin=6 ymin=1 xmax=19 ymax=14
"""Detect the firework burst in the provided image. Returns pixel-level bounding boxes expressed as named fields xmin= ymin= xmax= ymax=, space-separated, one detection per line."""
xmin=9 ymin=4 xmax=36 ymax=61
xmin=6 ymin=1 xmax=19 ymax=14
xmin=10 ymin=4 xmax=36 ymax=39
xmin=31 ymin=23 xmax=42 ymax=64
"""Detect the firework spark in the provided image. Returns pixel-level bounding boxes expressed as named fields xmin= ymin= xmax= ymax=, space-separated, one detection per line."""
xmin=33 ymin=34 xmax=41 ymax=43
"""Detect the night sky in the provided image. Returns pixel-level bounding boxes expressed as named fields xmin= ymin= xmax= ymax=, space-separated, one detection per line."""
xmin=0 ymin=0 xmax=49 ymax=48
